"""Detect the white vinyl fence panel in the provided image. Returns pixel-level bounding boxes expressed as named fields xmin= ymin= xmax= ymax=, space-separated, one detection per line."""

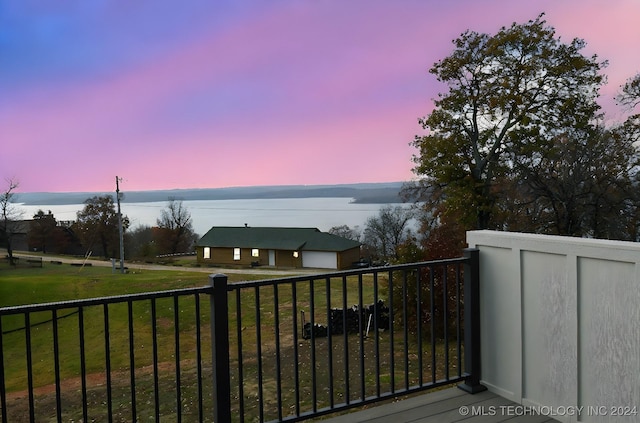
xmin=467 ymin=230 xmax=640 ymax=423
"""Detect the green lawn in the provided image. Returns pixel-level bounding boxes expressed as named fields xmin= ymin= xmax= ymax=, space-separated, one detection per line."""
xmin=0 ymin=262 xmax=284 ymax=421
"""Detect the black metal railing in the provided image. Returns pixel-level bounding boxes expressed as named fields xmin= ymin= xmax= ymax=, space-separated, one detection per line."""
xmin=0 ymin=286 xmax=216 ymax=422
xmin=211 ymin=248 xmax=484 ymax=422
xmin=0 ymin=249 xmax=483 ymax=423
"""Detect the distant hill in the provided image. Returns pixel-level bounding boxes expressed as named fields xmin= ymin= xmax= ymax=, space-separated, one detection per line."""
xmin=16 ymin=182 xmax=407 ymax=205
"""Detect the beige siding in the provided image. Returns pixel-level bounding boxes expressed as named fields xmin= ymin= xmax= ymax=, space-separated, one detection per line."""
xmin=198 ymin=245 xmax=356 ymax=269
xmin=275 ymin=250 xmax=302 ymax=268
xmin=197 ymin=247 xmax=258 ymax=266
xmin=337 ymin=247 xmax=361 ymax=270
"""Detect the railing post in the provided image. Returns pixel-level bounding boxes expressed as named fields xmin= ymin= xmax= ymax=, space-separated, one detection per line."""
xmin=458 ymin=248 xmax=487 ymax=394
xmin=209 ymin=274 xmax=232 ymax=422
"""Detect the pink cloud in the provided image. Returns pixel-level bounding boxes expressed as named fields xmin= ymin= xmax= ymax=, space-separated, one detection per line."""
xmin=3 ymin=1 xmax=640 ymax=193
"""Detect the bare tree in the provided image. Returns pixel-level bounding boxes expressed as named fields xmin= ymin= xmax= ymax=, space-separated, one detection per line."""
xmin=0 ymin=178 xmax=23 ymax=265
xmin=363 ymin=205 xmax=414 ymax=261
xmin=328 ymin=224 xmax=361 ymax=242
xmin=156 ymin=199 xmax=197 ymax=254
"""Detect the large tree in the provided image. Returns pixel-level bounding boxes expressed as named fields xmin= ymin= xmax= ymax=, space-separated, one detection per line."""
xmin=27 ymin=210 xmax=58 ymax=253
xmin=75 ymin=195 xmax=129 ymax=258
xmin=412 ymin=14 xmax=605 ymax=230
xmin=155 ymin=199 xmax=197 ymax=255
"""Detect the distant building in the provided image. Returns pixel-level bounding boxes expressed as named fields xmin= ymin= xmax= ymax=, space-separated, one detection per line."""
xmin=196 ymin=226 xmax=361 ymax=270
xmin=2 ymin=219 xmax=83 ymax=255
xmin=0 ymin=219 xmax=29 ymax=252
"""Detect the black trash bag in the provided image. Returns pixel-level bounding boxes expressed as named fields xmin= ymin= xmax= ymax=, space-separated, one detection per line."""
xmin=302 ymin=322 xmax=328 ymax=339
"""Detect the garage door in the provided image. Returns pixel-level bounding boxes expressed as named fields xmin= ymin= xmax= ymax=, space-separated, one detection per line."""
xmin=302 ymin=251 xmax=337 ymax=269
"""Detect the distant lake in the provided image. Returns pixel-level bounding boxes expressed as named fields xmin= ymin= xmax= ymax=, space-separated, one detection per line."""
xmin=17 ymin=198 xmax=407 ymax=236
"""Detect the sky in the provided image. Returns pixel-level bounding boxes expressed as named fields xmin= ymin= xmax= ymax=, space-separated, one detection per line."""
xmin=2 ymin=1 xmax=640 ymax=193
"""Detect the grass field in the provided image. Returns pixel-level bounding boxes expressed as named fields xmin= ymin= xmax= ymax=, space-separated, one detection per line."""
xmin=0 ymin=261 xmax=278 ymax=421
xmin=0 ymin=260 xmax=463 ymax=422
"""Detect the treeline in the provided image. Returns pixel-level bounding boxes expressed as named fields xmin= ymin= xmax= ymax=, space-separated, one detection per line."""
xmin=24 ymin=196 xmax=198 ymax=261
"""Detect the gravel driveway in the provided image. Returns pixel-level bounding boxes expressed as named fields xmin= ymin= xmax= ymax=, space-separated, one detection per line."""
xmin=11 ymin=251 xmax=319 ymax=276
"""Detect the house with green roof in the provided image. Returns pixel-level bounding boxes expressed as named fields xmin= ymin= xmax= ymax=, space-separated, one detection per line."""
xmin=195 ymin=226 xmax=361 ymax=270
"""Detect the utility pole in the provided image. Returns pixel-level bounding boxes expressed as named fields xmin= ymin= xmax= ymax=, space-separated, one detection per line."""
xmin=116 ymin=176 xmax=125 ymax=274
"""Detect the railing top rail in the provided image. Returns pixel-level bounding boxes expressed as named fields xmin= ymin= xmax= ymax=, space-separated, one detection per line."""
xmin=227 ymin=256 xmax=469 ymax=290
xmin=0 ymin=285 xmax=213 ymax=316
xmin=0 ymin=256 xmax=470 ymax=313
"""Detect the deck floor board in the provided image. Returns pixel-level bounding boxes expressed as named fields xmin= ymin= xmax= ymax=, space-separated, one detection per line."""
xmin=318 ymin=388 xmax=560 ymax=423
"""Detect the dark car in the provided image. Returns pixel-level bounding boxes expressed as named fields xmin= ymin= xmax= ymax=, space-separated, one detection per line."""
xmin=351 ymin=258 xmax=370 ymax=269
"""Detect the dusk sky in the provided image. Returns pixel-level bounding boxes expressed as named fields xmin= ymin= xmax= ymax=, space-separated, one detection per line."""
xmin=2 ymin=1 xmax=640 ymax=193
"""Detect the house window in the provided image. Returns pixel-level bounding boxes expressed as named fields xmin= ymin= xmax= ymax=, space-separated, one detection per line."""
xmin=203 ymin=247 xmax=210 ymax=259
xmin=252 ymin=249 xmax=259 ymax=257
xmin=233 ymin=248 xmax=241 ymax=260
xmin=293 ymin=251 xmax=299 ymax=258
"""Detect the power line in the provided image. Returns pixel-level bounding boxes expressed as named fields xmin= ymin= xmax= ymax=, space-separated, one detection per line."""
xmin=116 ymin=176 xmax=125 ymax=274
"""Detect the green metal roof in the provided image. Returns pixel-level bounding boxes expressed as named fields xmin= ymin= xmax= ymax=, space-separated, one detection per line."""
xmin=196 ymin=227 xmax=361 ymax=252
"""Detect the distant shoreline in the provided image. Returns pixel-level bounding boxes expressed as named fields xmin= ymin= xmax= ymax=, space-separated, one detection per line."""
xmin=16 ymin=182 xmax=407 ymax=206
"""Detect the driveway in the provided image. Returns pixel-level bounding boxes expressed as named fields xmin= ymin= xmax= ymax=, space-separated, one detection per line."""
xmin=10 ymin=251 xmax=320 ymax=276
